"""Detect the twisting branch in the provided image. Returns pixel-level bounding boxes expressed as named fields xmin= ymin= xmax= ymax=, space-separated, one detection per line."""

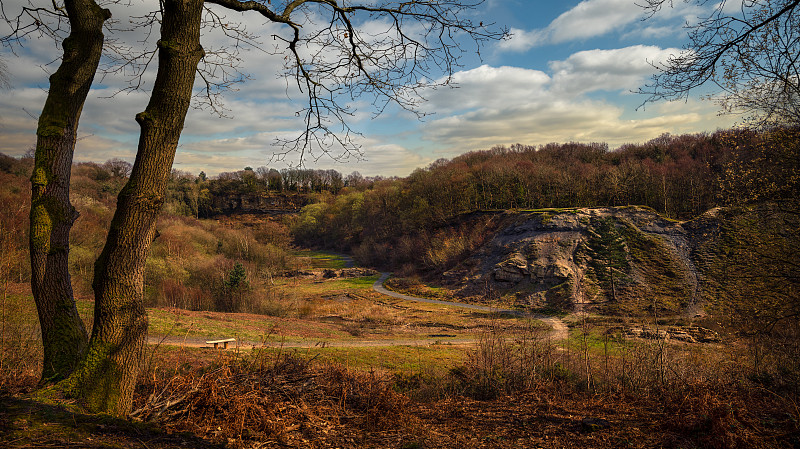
xmin=640 ymin=0 xmax=800 ymax=129
xmin=200 ymin=0 xmax=507 ymax=163
xmin=4 ymin=0 xmax=505 ymax=163
xmin=1 ymin=1 xmax=71 ymax=50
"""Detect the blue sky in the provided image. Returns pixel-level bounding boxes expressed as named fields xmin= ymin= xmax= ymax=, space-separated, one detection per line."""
xmin=0 ymin=0 xmax=737 ymax=177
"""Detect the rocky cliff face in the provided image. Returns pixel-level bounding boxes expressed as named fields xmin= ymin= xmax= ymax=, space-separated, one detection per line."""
xmin=211 ymin=194 xmax=311 ymax=215
xmin=443 ymin=207 xmax=717 ymax=316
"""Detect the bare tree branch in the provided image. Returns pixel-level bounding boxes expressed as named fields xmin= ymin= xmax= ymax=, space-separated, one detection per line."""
xmin=199 ymin=0 xmax=507 ymax=163
xmin=640 ymin=0 xmax=800 ymax=129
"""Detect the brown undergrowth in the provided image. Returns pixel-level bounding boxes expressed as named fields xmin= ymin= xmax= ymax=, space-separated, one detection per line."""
xmin=132 ymin=349 xmax=413 ymax=448
xmin=1 ymin=307 xmax=799 ymax=448
xmin=446 ymin=323 xmax=800 ymax=448
xmin=124 ymin=324 xmax=800 ymax=448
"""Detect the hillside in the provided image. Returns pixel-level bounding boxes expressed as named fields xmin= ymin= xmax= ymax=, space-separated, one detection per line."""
xmin=439 ymin=207 xmax=704 ymax=315
xmin=2 ymin=144 xmax=799 ymax=447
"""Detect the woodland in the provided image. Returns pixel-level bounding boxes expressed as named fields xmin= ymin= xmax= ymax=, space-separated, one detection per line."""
xmin=1 ymin=0 xmax=800 ymax=447
xmin=1 ymin=123 xmax=800 ymax=447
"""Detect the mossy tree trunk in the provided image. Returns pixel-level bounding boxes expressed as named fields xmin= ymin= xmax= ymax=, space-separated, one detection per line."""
xmin=61 ymin=0 xmax=204 ymax=416
xmin=29 ymin=0 xmax=111 ymax=382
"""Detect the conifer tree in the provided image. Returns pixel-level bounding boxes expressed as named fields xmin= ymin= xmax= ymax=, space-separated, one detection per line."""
xmin=587 ymin=217 xmax=629 ymax=302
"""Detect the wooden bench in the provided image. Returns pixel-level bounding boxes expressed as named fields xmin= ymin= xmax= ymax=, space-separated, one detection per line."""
xmin=206 ymin=338 xmax=236 ymax=350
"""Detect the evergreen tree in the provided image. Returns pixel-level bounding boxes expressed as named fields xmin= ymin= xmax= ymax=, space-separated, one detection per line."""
xmin=225 ymin=262 xmax=249 ymax=292
xmin=217 ymin=262 xmax=250 ymax=312
xmin=587 ymin=217 xmax=629 ymax=302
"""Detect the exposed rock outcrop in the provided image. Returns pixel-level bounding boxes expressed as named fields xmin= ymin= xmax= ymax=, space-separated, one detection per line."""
xmin=210 ymin=193 xmax=311 ymax=215
xmin=443 ymin=207 xmax=709 ymax=315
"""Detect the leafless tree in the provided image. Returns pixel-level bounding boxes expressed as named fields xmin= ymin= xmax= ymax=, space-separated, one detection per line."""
xmin=103 ymin=157 xmax=132 ymax=178
xmin=643 ymin=2 xmax=800 ymax=385
xmin=5 ymin=0 xmax=506 ymax=415
xmin=641 ymin=0 xmax=800 ymax=129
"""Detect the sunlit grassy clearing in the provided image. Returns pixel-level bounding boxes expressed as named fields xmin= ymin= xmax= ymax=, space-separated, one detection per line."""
xmin=272 ymin=274 xmax=379 ymax=296
xmin=293 ymin=250 xmax=350 ymax=269
xmin=254 ymin=344 xmax=468 ymax=374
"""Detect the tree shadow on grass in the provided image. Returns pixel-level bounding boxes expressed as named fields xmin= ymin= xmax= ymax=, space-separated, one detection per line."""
xmin=0 ymin=395 xmax=224 ymax=448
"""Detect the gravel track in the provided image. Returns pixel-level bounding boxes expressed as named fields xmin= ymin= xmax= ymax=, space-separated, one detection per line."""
xmin=146 ymin=269 xmax=569 ymax=349
xmin=373 ymin=273 xmax=569 ymax=340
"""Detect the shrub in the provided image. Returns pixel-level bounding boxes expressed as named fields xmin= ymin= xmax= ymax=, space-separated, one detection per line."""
xmin=214 ymin=262 xmax=252 ymax=313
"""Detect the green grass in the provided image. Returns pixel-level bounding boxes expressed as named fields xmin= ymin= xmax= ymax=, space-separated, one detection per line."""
xmin=3 ymin=274 xmax=538 ymax=378
xmin=514 ymin=207 xmax=580 ymax=213
xmin=337 ymin=275 xmax=379 ymax=288
xmin=566 ymin=327 xmax=628 ymax=355
xmin=383 ymin=277 xmax=454 ymax=301
xmin=146 ymin=307 xmax=355 ymax=342
xmin=255 ymin=344 xmax=468 ymax=374
xmin=273 ymin=274 xmax=379 ymax=296
xmin=294 ymin=250 xmax=351 ymax=269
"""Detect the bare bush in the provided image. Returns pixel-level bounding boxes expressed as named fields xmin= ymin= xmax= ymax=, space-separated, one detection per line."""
xmin=132 ymin=351 xmax=409 ymax=446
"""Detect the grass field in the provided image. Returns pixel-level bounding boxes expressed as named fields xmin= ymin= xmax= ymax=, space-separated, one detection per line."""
xmin=293 ymin=250 xmax=352 ymax=269
xmin=2 ymin=270 xmax=798 ymax=449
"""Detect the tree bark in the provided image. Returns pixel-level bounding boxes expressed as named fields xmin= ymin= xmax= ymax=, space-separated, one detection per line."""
xmin=61 ymin=0 xmax=204 ymax=416
xmin=30 ymin=0 xmax=111 ymax=382
xmin=610 ymin=267 xmax=616 ymax=302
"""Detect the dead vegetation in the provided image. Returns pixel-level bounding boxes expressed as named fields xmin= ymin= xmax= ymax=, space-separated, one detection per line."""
xmin=1 ymin=321 xmax=799 ymax=448
xmin=1 ymin=279 xmax=798 ymax=448
xmin=131 ymin=349 xmax=413 ymax=448
xmin=125 ymin=317 xmax=799 ymax=448
xmin=129 ymin=325 xmax=800 ymax=448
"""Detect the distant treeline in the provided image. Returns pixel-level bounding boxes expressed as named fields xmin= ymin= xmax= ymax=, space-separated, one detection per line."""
xmin=292 ymin=128 xmax=800 ymax=270
xmin=3 ymin=127 xmax=796 ymax=273
xmin=1 ymin=126 xmax=797 ymax=302
xmin=163 ymin=167 xmax=388 ymax=217
xmin=0 ymin=153 xmax=304 ymax=313
xmin=162 ymin=131 xmax=735 ymax=220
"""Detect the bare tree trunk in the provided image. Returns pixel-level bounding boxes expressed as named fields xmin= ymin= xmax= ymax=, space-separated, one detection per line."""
xmin=61 ymin=0 xmax=204 ymax=416
xmin=29 ymin=0 xmax=110 ymax=381
xmin=610 ymin=267 xmax=616 ymax=302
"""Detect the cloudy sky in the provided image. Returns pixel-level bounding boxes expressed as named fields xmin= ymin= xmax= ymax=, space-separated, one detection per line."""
xmin=0 ymin=0 xmax=737 ymax=177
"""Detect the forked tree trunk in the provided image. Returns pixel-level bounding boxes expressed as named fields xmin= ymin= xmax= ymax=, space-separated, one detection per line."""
xmin=61 ymin=0 xmax=204 ymax=416
xmin=609 ymin=266 xmax=616 ymax=302
xmin=29 ymin=0 xmax=110 ymax=381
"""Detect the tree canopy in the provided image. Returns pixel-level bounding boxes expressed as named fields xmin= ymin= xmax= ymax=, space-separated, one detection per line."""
xmin=2 ymin=0 xmax=505 ymax=415
xmin=641 ymin=0 xmax=800 ymax=129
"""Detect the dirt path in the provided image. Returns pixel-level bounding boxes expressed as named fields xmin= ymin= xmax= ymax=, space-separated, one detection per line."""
xmin=373 ymin=273 xmax=569 ymax=340
xmin=146 ymin=270 xmax=568 ymax=349
xmin=147 ymin=335 xmax=480 ymax=349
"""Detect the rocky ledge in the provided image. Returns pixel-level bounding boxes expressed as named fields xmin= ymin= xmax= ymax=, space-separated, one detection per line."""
xmin=442 ymin=207 xmax=717 ymax=316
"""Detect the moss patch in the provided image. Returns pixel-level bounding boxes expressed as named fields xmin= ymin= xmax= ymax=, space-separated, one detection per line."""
xmin=620 ymin=224 xmax=692 ymax=314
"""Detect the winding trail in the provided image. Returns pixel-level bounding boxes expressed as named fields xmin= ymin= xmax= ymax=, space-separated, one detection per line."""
xmin=373 ymin=273 xmax=569 ymax=340
xmin=146 ymin=268 xmax=568 ymax=349
xmin=146 ymin=335 xmax=480 ymax=350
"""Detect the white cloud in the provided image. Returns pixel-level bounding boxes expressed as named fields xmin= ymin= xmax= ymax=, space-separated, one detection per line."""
xmin=496 ymin=27 xmax=545 ymax=52
xmin=498 ymin=0 xmax=644 ymax=52
xmin=422 ymin=65 xmax=550 ymax=113
xmin=549 ymin=45 xmax=679 ymax=95
xmin=423 ymin=96 xmax=733 ymax=152
xmin=174 ymin=132 xmax=429 ymax=177
xmin=423 ymin=47 xmax=677 ymax=116
xmin=547 ymin=0 xmax=643 ymax=44
xmin=496 ymin=0 xmax=708 ymax=53
xmin=0 ymin=0 xmax=738 ymax=179
xmin=417 ymin=58 xmax=736 ymax=154
xmin=270 ymin=139 xmax=432 ymax=178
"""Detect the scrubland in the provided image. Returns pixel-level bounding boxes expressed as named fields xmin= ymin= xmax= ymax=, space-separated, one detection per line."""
xmin=1 ymin=128 xmax=799 ymax=448
xmin=2 ymin=269 xmax=798 ymax=448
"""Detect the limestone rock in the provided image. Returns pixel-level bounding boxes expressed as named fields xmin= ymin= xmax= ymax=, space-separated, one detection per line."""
xmin=492 ymin=254 xmax=529 ymax=283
